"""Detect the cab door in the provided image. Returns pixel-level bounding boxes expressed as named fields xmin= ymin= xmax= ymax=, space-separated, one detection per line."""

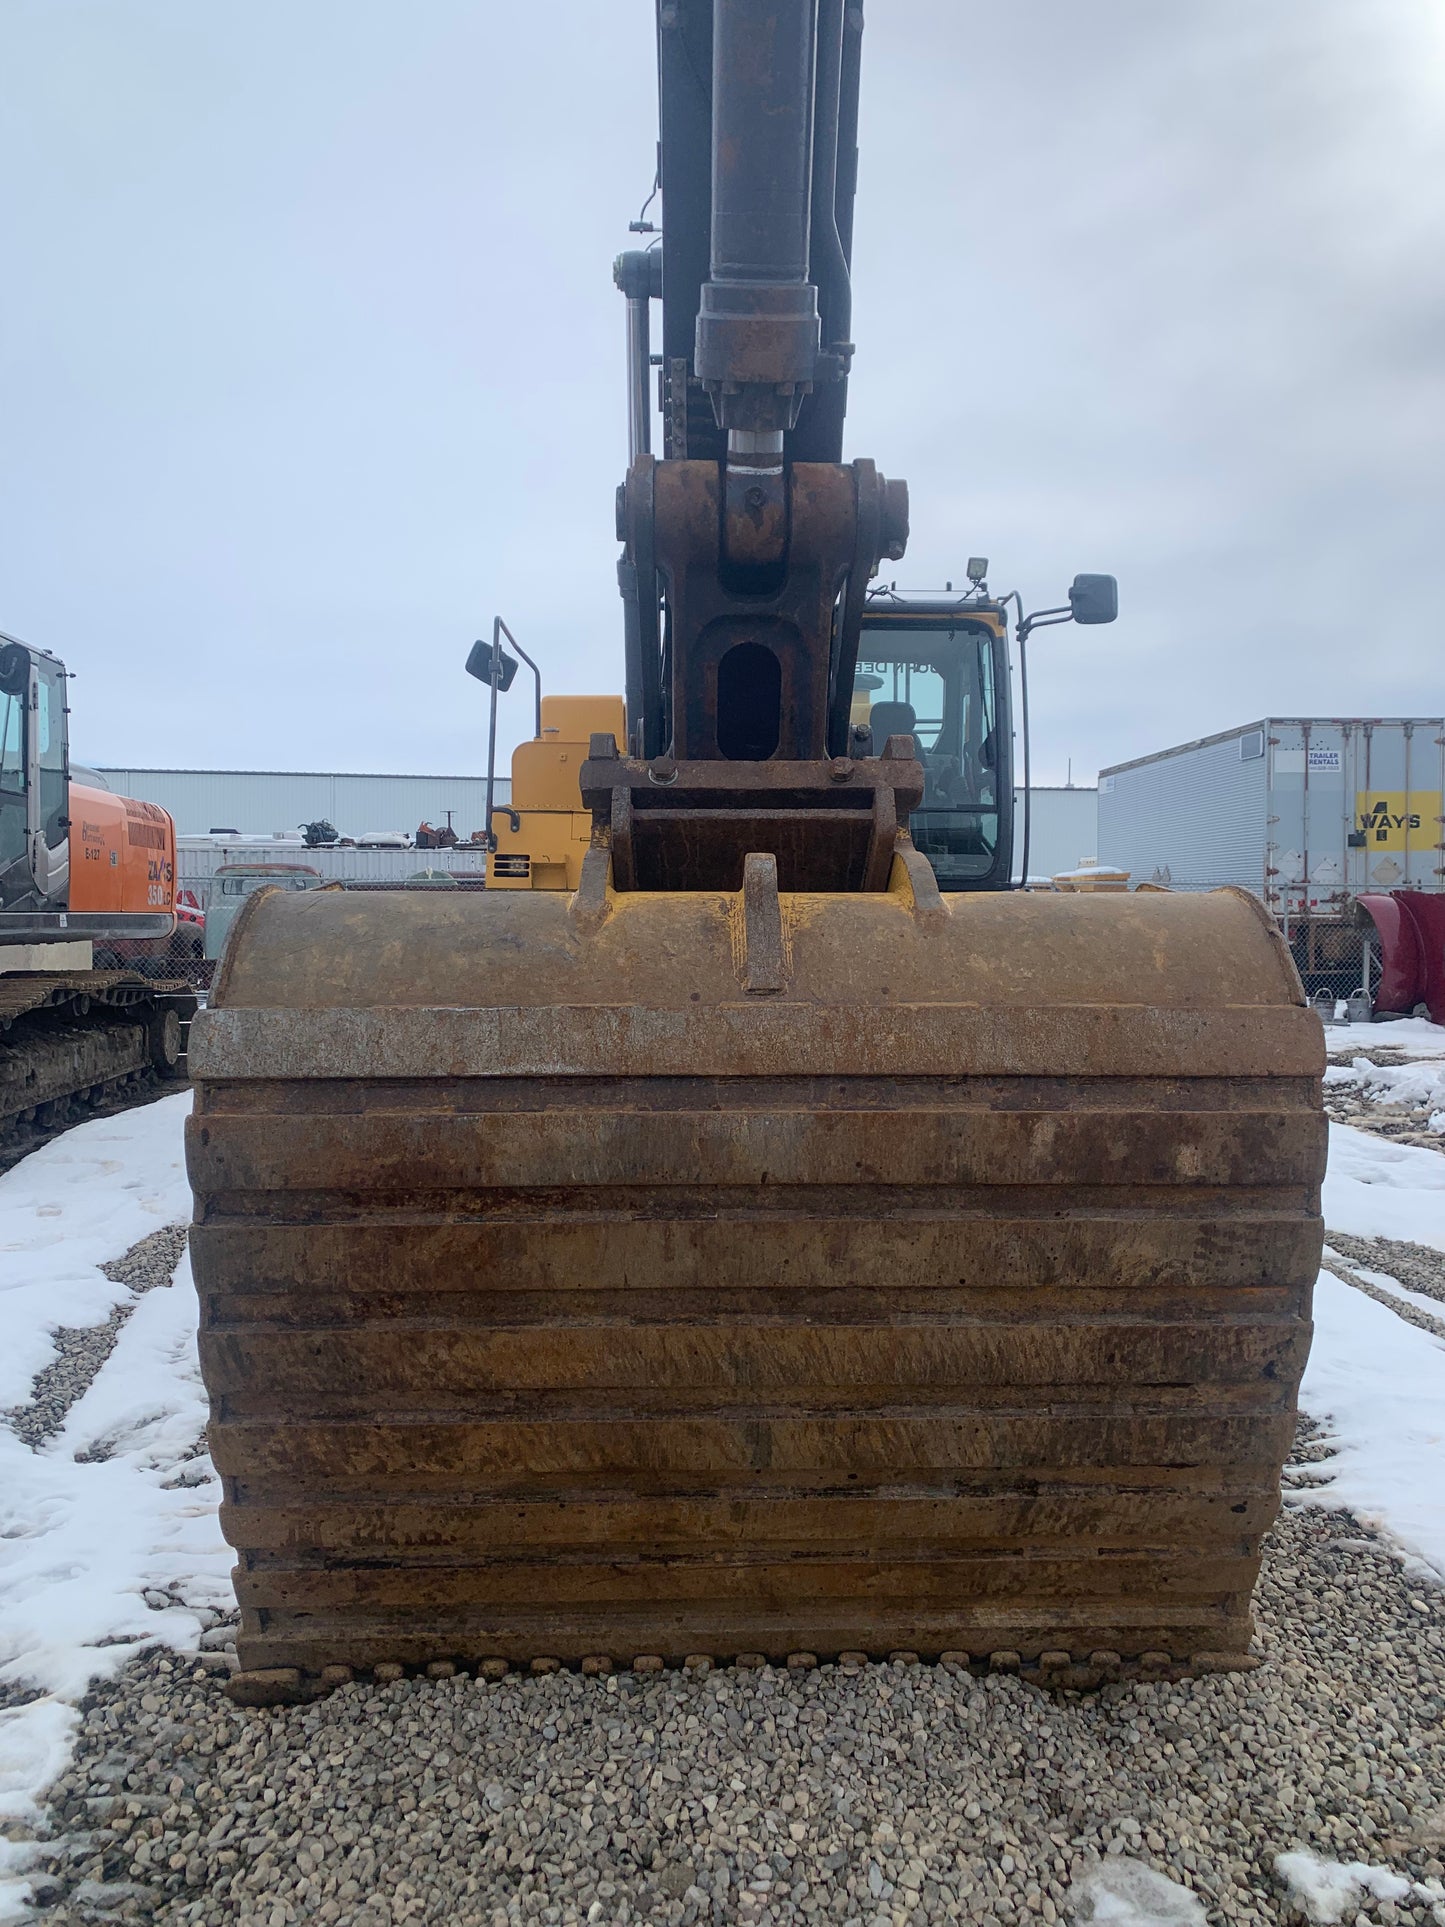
xmin=29 ymin=653 xmax=70 ymax=903
xmin=0 ymin=643 xmax=34 ymax=907
xmin=0 ymin=641 xmax=74 ymax=910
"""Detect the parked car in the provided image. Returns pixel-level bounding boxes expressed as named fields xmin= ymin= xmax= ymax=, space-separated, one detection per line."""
xmin=172 ymin=889 xmax=207 ymax=974
xmin=204 ymin=863 xmax=323 ymax=962
xmin=97 ymin=886 xmax=208 ymax=983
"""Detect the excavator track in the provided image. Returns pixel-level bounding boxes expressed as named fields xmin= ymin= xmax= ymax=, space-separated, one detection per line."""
xmin=0 ymin=971 xmax=196 ymax=1150
xmin=188 ymin=867 xmax=1324 ymax=1698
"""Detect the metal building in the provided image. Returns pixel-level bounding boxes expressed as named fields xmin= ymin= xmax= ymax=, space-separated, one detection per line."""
xmin=1014 ymin=786 xmax=1099 ymax=882
xmin=1098 ymin=717 xmax=1445 ymax=1007
xmin=1098 ymin=719 xmax=1445 ymax=903
xmin=96 ymin=768 xmax=509 ymax=841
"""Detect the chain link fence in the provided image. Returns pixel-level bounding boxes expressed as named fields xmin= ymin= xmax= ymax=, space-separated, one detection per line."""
xmin=95 ymin=909 xmax=208 ymax=989
xmin=112 ymin=850 xmax=1394 ymax=1020
xmin=104 ymin=844 xmax=494 ymax=992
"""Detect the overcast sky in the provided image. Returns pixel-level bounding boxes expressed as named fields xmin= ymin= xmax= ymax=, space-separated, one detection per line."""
xmin=3 ymin=0 xmax=1441 ymax=784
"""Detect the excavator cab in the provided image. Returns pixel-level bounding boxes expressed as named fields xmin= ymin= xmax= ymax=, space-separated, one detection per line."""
xmin=855 ymin=598 xmax=1012 ymax=889
xmin=189 ymin=0 xmax=1323 ymax=1700
xmin=0 ymin=633 xmax=177 ymax=949
xmin=0 ymin=638 xmax=72 ymax=913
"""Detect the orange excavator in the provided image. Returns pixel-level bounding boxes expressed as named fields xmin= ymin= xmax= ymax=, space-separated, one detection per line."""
xmin=0 ymin=634 xmax=194 ymax=1132
xmin=189 ymin=0 xmax=1323 ymax=1700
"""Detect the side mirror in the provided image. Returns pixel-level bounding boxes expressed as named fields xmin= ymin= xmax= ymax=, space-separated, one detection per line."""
xmin=1069 ymin=573 xmax=1118 ymax=625
xmin=465 ymin=638 xmax=519 ymax=689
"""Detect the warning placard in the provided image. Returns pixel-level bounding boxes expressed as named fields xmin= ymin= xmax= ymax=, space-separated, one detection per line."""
xmin=1354 ymin=791 xmax=1442 ymax=851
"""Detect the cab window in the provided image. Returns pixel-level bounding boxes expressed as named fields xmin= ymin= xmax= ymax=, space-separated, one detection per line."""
xmin=0 ymin=694 xmax=22 ymax=794
xmin=855 ymin=616 xmax=1004 ymax=886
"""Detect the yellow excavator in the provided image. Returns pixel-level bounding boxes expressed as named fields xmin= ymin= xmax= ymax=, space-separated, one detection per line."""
xmin=189 ymin=0 xmax=1324 ymax=1701
xmin=462 ymin=618 xmax=621 ymax=894
xmin=485 ymin=695 xmax=610 ymax=892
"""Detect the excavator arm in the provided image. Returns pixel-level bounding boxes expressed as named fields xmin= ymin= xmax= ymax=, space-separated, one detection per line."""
xmin=607 ymin=0 xmax=909 ymax=875
xmin=649 ymin=0 xmax=860 ymax=471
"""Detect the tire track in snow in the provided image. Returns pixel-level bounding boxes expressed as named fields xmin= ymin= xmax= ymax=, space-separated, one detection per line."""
xmin=1320 ymin=1251 xmax=1445 ymax=1346
xmin=2 ymin=1226 xmax=190 ymax=1449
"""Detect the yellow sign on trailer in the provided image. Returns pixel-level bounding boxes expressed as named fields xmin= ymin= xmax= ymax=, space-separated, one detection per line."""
xmin=1354 ymin=790 xmax=1442 ymax=853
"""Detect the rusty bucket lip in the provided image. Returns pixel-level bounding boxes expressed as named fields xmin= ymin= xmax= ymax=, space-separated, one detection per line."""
xmin=192 ymin=863 xmax=1323 ymax=1085
xmin=203 ymin=860 xmax=1316 ymax=1024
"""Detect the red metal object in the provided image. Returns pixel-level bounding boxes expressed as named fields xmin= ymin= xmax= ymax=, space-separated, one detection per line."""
xmin=1359 ymin=892 xmax=1445 ymax=1022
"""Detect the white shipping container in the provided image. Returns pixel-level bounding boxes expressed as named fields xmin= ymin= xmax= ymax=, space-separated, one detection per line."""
xmin=1098 ymin=719 xmax=1445 ymax=912
xmin=1010 ymin=786 xmax=1099 ymax=884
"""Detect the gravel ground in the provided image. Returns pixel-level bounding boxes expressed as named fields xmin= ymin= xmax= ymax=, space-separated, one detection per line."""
xmin=13 ymin=1421 xmax=1445 ymax=1927
xmin=7 ymin=1130 xmax=1445 ymax=1926
xmin=1325 ymin=1248 xmax=1445 ymax=1341
xmin=1325 ymin=1234 xmax=1445 ymax=1312
xmin=1 ymin=1225 xmax=190 ymax=1449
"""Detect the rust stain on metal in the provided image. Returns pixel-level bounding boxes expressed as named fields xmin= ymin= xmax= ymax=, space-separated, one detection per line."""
xmin=189 ymin=872 xmax=1325 ymax=1683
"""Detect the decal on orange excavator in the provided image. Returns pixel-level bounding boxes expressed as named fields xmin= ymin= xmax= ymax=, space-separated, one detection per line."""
xmin=67 ymin=784 xmax=177 ymax=922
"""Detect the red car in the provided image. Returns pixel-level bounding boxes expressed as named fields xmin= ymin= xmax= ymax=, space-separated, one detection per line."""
xmin=100 ymin=886 xmax=206 ymax=983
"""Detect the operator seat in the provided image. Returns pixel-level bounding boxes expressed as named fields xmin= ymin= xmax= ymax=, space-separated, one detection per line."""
xmin=868 ymin=699 xmax=917 ymax=751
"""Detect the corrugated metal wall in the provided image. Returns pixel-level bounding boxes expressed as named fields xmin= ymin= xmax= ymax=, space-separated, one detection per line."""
xmin=1265 ymin=719 xmax=1445 ymax=901
xmin=1098 ymin=717 xmax=1445 ymax=900
xmin=1098 ymin=729 xmax=1268 ymax=890
xmin=96 ymin=769 xmax=510 ymax=839
xmin=1013 ymin=787 xmax=1099 ymax=881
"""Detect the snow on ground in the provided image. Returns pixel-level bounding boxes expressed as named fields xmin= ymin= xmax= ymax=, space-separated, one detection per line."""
xmin=1271 ymin=1849 xmax=1445 ymax=1927
xmin=1328 ymin=1253 xmax=1445 ymax=1325
xmin=2 ymin=1082 xmax=1445 ymax=1913
xmin=1070 ymin=1856 xmax=1207 ymax=1923
xmin=1321 ymin=1119 xmax=1445 ymax=1252
xmin=0 ymin=1095 xmax=194 ymax=1408
xmin=1295 ymin=1267 xmax=1445 ymax=1578
xmin=1324 ymin=1016 xmax=1445 ymax=1060
xmin=1273 ymin=1851 xmax=1420 ymax=1924
xmin=1295 ymin=1121 xmax=1445 ymax=1578
xmin=0 ymin=1093 xmax=230 ymax=1916
xmin=1 ymin=1243 xmax=232 ymax=1707
xmin=1326 ymin=1053 xmax=1445 ymax=1133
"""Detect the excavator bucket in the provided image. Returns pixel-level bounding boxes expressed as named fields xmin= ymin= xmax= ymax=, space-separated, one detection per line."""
xmin=187 ymin=858 xmax=1324 ymax=1692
